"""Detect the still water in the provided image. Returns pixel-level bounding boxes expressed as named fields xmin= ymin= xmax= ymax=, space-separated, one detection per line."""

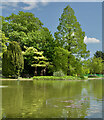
xmin=2 ymin=79 xmax=103 ymax=118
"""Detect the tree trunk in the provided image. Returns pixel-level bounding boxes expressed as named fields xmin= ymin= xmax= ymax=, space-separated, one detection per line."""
xmin=67 ymin=55 xmax=70 ymax=75
xmin=34 ymin=67 xmax=37 ymax=76
xmin=43 ymin=68 xmax=46 ymax=76
xmin=67 ymin=42 xmax=71 ymax=76
xmin=40 ymin=69 xmax=44 ymax=76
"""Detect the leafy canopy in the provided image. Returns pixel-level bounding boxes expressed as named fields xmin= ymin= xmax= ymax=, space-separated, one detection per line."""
xmin=1 ymin=11 xmax=54 ymax=52
xmin=23 ymin=47 xmax=49 ymax=68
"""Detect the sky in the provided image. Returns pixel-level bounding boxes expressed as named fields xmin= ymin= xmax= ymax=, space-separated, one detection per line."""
xmin=1 ymin=2 xmax=102 ymax=58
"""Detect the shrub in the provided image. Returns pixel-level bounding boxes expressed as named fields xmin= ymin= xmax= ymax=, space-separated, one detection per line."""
xmin=53 ymin=70 xmax=65 ymax=77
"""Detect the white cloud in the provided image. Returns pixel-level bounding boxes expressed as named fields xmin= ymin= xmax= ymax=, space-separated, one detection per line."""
xmin=2 ymin=1 xmax=46 ymax=10
xmin=84 ymin=36 xmax=100 ymax=44
xmin=23 ymin=3 xmax=38 ymax=10
xmin=1 ymin=0 xmax=104 ymax=10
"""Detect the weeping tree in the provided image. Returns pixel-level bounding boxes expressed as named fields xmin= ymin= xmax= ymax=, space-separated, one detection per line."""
xmin=54 ymin=5 xmax=90 ymax=75
xmin=23 ymin=47 xmax=49 ymax=76
xmin=2 ymin=41 xmax=24 ymax=78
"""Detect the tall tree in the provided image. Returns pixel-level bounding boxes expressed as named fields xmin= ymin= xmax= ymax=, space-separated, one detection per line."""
xmin=2 ymin=41 xmax=24 ymax=78
xmin=54 ymin=5 xmax=90 ymax=75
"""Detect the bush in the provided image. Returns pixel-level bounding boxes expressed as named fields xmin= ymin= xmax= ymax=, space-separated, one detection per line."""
xmin=53 ymin=70 xmax=65 ymax=77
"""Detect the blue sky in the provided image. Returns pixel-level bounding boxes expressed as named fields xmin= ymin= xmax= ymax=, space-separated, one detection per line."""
xmin=1 ymin=2 xmax=102 ymax=58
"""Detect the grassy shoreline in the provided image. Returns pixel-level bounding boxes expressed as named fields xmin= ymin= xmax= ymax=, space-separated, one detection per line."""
xmin=0 ymin=76 xmax=103 ymax=81
xmin=33 ymin=76 xmax=83 ymax=80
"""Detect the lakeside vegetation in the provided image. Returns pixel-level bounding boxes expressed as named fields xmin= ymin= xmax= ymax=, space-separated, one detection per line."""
xmin=0 ymin=5 xmax=104 ymax=79
xmin=1 ymin=74 xmax=103 ymax=81
xmin=33 ymin=76 xmax=83 ymax=80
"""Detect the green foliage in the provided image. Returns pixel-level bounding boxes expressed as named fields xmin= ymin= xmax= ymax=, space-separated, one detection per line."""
xmin=53 ymin=47 xmax=70 ymax=74
xmin=33 ymin=76 xmax=75 ymax=80
xmin=23 ymin=47 xmax=49 ymax=67
xmin=23 ymin=47 xmax=49 ymax=76
xmin=54 ymin=5 xmax=90 ymax=59
xmin=0 ymin=30 xmax=9 ymax=55
xmin=1 ymin=9 xmax=92 ymax=77
xmin=74 ymin=59 xmax=90 ymax=76
xmin=33 ymin=75 xmax=87 ymax=80
xmin=54 ymin=5 xmax=90 ymax=75
xmin=53 ymin=47 xmax=89 ymax=76
xmin=2 ymin=11 xmax=43 ymax=48
xmin=94 ymin=51 xmax=104 ymax=60
xmin=1 ymin=12 xmax=56 ymax=75
xmin=1 ymin=12 xmax=55 ymax=59
xmin=53 ymin=70 xmax=65 ymax=77
xmin=2 ymin=41 xmax=24 ymax=78
xmin=41 ymin=28 xmax=56 ymax=62
xmin=88 ymin=57 xmax=103 ymax=74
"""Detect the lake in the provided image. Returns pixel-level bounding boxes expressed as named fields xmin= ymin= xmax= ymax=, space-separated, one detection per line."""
xmin=1 ymin=79 xmax=103 ymax=118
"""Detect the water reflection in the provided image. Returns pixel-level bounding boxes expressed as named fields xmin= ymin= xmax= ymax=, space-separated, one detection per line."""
xmin=2 ymin=79 xmax=103 ymax=118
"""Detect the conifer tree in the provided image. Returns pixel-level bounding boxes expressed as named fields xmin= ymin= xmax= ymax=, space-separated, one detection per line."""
xmin=54 ymin=5 xmax=90 ymax=75
xmin=23 ymin=47 xmax=49 ymax=76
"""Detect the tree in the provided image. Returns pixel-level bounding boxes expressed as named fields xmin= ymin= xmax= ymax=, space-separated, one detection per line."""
xmin=1 ymin=12 xmax=56 ymax=71
xmin=2 ymin=41 xmax=24 ymax=78
xmin=53 ymin=47 xmax=70 ymax=74
xmin=23 ymin=47 xmax=49 ymax=76
xmin=1 ymin=12 xmax=55 ymax=55
xmin=74 ymin=59 xmax=90 ymax=76
xmin=1 ymin=11 xmax=56 ymax=75
xmin=53 ymin=47 xmax=89 ymax=76
xmin=88 ymin=57 xmax=103 ymax=74
xmin=94 ymin=51 xmax=104 ymax=60
xmin=1 ymin=11 xmax=43 ymax=49
xmin=54 ymin=5 xmax=90 ymax=75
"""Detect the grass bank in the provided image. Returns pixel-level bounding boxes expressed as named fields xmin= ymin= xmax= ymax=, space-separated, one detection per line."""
xmin=33 ymin=76 xmax=88 ymax=80
xmin=1 ymin=75 xmax=103 ymax=81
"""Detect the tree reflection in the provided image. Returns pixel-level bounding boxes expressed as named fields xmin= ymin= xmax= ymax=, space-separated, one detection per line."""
xmin=2 ymin=79 xmax=102 ymax=118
